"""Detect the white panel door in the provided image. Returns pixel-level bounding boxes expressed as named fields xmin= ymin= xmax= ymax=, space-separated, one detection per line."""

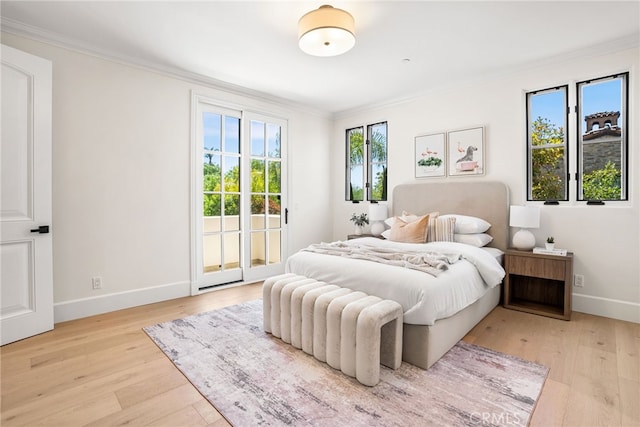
xmin=1 ymin=45 xmax=53 ymax=345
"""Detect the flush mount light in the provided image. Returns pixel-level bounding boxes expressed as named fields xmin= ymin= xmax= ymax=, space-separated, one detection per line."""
xmin=298 ymin=5 xmax=355 ymax=57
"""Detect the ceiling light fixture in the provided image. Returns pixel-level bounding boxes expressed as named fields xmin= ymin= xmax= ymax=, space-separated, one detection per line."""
xmin=298 ymin=5 xmax=355 ymax=57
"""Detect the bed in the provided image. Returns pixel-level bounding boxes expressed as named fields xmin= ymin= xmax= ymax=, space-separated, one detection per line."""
xmin=286 ymin=181 xmax=510 ymax=369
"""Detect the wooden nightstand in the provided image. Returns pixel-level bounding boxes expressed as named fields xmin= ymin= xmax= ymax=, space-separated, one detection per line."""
xmin=503 ymin=249 xmax=573 ymax=320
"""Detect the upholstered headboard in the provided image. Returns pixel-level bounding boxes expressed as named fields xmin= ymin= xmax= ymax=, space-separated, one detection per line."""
xmin=392 ymin=181 xmax=510 ymax=251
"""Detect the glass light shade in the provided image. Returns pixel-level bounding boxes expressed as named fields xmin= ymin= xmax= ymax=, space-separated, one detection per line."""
xmin=298 ymin=5 xmax=355 ymax=57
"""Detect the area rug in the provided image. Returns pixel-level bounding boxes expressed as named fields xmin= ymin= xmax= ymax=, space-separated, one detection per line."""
xmin=144 ymin=300 xmax=548 ymax=426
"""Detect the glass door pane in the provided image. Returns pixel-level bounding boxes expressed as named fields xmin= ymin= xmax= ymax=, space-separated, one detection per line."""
xmin=245 ymin=115 xmax=286 ymax=280
xmin=199 ymin=107 xmax=243 ymax=288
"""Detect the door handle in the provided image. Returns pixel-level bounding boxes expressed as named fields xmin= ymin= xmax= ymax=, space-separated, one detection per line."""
xmin=30 ymin=225 xmax=50 ymax=234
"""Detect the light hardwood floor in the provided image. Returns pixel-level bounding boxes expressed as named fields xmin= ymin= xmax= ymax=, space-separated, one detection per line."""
xmin=1 ymin=283 xmax=638 ymax=426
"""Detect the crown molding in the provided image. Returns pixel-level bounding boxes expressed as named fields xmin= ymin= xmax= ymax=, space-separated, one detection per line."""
xmin=333 ymin=32 xmax=640 ymax=120
xmin=1 ymin=17 xmax=331 ymax=120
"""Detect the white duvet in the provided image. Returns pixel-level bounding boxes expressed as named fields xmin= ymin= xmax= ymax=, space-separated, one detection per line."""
xmin=285 ymin=237 xmax=505 ymax=326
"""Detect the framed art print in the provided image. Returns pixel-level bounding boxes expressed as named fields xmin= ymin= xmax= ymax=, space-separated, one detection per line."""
xmin=447 ymin=126 xmax=485 ymax=176
xmin=415 ymin=133 xmax=446 ymax=178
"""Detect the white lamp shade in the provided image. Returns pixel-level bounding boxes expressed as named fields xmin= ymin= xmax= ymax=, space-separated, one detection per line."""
xmin=368 ymin=203 xmax=387 ymax=236
xmin=509 ymin=205 xmax=540 ymax=229
xmin=368 ymin=203 xmax=388 ymax=221
xmin=298 ymin=5 xmax=355 ymax=57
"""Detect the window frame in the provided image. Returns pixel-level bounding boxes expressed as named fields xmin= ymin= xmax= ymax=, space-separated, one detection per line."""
xmin=345 ymin=121 xmax=388 ymax=202
xmin=576 ymin=72 xmax=629 ymax=202
xmin=525 ymin=71 xmax=630 ymax=205
xmin=525 ymin=85 xmax=570 ymax=202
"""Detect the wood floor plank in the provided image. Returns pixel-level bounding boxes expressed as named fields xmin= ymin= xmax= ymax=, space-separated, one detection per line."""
xmin=85 ymin=383 xmax=203 ymax=426
xmin=1 ymin=282 xmax=636 ymax=427
xmin=614 ymin=320 xmax=640 ymax=383
xmin=618 ymin=377 xmax=640 ymax=427
xmin=529 ymin=378 xmax=570 ymax=427
xmin=192 ymin=400 xmax=227 ymax=425
xmin=29 ymin=392 xmax=122 ymax=427
xmin=145 ymin=405 xmax=208 ymax=427
xmin=563 ymin=373 xmax=622 ymax=427
xmin=2 ymin=337 xmax=163 ymax=408
xmin=114 ymin=368 xmax=191 ymax=409
xmin=1 ymin=357 xmax=172 ymax=426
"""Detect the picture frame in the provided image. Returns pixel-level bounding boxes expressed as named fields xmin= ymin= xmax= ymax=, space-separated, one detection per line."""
xmin=415 ymin=132 xmax=446 ymax=178
xmin=447 ymin=126 xmax=485 ymax=177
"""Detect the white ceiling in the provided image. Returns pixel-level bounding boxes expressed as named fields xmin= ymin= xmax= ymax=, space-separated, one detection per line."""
xmin=2 ymin=1 xmax=639 ymax=115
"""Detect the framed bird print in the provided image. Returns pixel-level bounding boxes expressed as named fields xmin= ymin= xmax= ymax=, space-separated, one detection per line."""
xmin=447 ymin=126 xmax=485 ymax=176
xmin=415 ymin=132 xmax=446 ymax=178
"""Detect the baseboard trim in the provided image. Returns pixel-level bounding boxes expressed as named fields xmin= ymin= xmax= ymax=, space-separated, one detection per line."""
xmin=572 ymin=293 xmax=640 ymax=324
xmin=54 ymin=281 xmax=191 ymax=323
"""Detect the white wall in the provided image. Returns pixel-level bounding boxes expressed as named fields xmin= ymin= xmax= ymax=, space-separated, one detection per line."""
xmin=2 ymin=33 xmax=333 ymax=321
xmin=332 ymin=47 xmax=640 ymax=323
xmin=4 ymin=32 xmax=638 ymax=324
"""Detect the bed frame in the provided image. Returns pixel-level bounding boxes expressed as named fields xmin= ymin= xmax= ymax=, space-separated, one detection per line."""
xmin=392 ymin=181 xmax=509 ymax=369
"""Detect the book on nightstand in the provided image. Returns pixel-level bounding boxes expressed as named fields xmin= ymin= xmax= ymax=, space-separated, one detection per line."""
xmin=533 ymin=247 xmax=568 ymax=256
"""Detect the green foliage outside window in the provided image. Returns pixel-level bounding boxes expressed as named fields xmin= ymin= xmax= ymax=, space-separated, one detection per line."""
xmin=348 ymin=129 xmax=365 ymax=201
xmin=582 ymin=161 xmax=621 ymax=200
xmin=203 ymin=160 xmax=280 ymax=217
xmin=530 ymin=117 xmax=565 ymax=200
xmin=370 ymin=126 xmax=387 ymax=201
xmin=347 ymin=124 xmax=387 ymax=201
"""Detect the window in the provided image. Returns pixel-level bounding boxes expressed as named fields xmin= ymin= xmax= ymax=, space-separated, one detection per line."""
xmin=526 ymin=86 xmax=569 ymax=201
xmin=346 ymin=121 xmax=388 ymax=202
xmin=526 ymin=72 xmax=629 ymax=203
xmin=577 ymin=73 xmax=628 ymax=201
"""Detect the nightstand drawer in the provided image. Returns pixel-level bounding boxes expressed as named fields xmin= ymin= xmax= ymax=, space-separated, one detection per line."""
xmin=508 ymin=255 xmax=566 ymax=281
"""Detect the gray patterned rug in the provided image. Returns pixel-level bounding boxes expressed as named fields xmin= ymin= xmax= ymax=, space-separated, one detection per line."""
xmin=144 ymin=300 xmax=548 ymax=426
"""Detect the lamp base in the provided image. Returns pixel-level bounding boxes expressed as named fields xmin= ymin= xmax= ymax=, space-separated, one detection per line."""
xmin=370 ymin=221 xmax=385 ymax=237
xmin=512 ymin=229 xmax=535 ymax=250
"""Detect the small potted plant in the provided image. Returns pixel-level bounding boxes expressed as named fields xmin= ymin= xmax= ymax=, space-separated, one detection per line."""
xmin=350 ymin=213 xmax=369 ymax=235
xmin=546 ymin=236 xmax=555 ymax=251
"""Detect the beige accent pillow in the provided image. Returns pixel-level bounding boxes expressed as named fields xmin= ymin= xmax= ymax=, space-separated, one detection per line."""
xmin=389 ymin=214 xmax=430 ymax=243
xmin=427 ymin=217 xmax=456 ymax=242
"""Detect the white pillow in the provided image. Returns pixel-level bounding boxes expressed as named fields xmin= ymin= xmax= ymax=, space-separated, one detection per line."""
xmin=384 ymin=211 xmax=419 ymax=227
xmin=440 ymin=214 xmax=490 ymax=234
xmin=454 ymin=233 xmax=493 ymax=247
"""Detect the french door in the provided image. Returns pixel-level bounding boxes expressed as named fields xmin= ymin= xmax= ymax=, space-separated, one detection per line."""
xmin=192 ymin=96 xmax=287 ymax=292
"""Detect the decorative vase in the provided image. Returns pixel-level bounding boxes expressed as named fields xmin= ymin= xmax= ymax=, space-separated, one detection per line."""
xmin=545 ymin=242 xmax=555 ymax=251
xmin=354 ymin=225 xmax=363 ymax=235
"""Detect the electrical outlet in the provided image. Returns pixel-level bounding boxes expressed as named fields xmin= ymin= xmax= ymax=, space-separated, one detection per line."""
xmin=92 ymin=276 xmax=103 ymax=290
xmin=574 ymin=274 xmax=584 ymax=288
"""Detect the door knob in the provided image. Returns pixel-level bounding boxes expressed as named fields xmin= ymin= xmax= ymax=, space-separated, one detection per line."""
xmin=30 ymin=225 xmax=50 ymax=234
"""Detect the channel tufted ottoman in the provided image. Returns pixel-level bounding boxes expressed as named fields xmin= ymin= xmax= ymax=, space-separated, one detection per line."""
xmin=263 ymin=274 xmax=403 ymax=386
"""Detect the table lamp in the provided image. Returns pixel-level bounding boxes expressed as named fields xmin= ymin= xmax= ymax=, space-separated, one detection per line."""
xmin=509 ymin=205 xmax=540 ymax=250
xmin=368 ymin=203 xmax=388 ymax=236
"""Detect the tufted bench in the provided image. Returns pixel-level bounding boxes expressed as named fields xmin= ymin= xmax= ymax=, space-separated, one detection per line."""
xmin=263 ymin=273 xmax=403 ymax=386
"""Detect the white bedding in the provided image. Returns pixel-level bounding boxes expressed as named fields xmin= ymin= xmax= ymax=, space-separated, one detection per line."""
xmin=285 ymin=237 xmax=505 ymax=326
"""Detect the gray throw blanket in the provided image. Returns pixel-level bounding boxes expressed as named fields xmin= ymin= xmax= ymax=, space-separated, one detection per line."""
xmin=302 ymin=242 xmax=461 ymax=277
